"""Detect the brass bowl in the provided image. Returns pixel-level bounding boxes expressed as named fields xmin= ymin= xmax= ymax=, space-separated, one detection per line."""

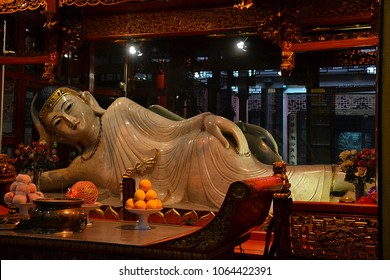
xmin=31 ymin=198 xmax=87 ymax=233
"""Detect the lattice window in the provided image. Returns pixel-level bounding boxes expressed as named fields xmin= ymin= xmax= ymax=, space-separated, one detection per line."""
xmin=248 ymin=91 xmax=262 ymax=111
xmin=335 ymin=94 xmax=375 ymax=116
xmin=288 ymin=94 xmax=307 ymax=114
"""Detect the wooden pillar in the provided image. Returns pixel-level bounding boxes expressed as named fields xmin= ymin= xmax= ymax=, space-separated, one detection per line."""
xmin=237 ymin=74 xmax=249 ymax=122
xmin=379 ymin=0 xmax=390 ymax=260
xmin=238 ymin=86 xmax=248 ymax=122
xmin=207 ymin=73 xmax=219 ymax=114
xmin=280 ymin=0 xmax=297 ymax=77
xmin=156 ymin=71 xmax=167 ymax=107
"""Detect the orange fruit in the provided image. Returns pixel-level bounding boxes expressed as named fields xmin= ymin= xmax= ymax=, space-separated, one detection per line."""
xmin=139 ymin=179 xmax=152 ymax=192
xmin=155 ymin=199 xmax=163 ymax=209
xmin=146 ymin=199 xmax=158 ymax=209
xmin=134 ymin=200 xmax=146 ymax=209
xmin=134 ymin=189 xmax=146 ymax=201
xmin=145 ymin=189 xmax=157 ymax=201
xmin=125 ymin=198 xmax=134 ymax=209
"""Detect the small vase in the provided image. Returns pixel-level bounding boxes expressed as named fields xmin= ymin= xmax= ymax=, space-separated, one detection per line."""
xmin=33 ymin=169 xmax=43 ymax=192
xmin=354 ymin=180 xmax=366 ymax=201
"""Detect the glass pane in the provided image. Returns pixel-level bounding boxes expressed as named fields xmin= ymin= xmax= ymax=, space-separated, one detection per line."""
xmin=2 ymin=77 xmax=17 ymax=136
xmin=95 ymin=42 xmax=125 ymax=89
xmin=24 ymin=64 xmax=45 ymax=76
xmin=24 ymin=89 xmax=35 ymax=144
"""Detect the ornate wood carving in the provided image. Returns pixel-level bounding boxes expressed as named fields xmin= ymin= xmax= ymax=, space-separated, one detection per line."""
xmin=40 ymin=10 xmax=58 ymax=84
xmin=280 ymin=0 xmax=297 ymax=77
xmin=256 ymin=0 xmax=379 ymax=45
xmin=153 ymin=182 xmax=248 ymax=251
xmin=255 ymin=0 xmax=379 ymax=76
xmin=290 ymin=205 xmax=378 ymax=259
xmin=0 ymin=1 xmax=381 ymax=81
xmin=83 ymin=6 xmax=258 ymax=40
xmin=39 ymin=6 xmax=82 ymax=83
xmin=58 ymin=6 xmax=82 ymax=55
xmin=59 ymin=0 xmax=132 ymax=7
xmin=336 ymin=48 xmax=377 ymax=66
xmin=0 ymin=0 xmax=44 ymax=14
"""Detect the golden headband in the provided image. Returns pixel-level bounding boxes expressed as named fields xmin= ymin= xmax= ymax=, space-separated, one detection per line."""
xmin=38 ymin=87 xmax=80 ymax=122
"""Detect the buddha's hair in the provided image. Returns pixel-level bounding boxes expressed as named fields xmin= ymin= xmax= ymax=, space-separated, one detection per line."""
xmin=33 ymin=85 xmax=81 ymax=113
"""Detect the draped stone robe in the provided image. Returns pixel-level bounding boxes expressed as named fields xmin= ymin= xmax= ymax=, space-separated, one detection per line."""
xmin=98 ymin=97 xmax=332 ymax=210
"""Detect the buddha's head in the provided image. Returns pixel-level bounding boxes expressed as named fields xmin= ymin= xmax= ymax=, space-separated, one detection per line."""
xmin=31 ymin=86 xmax=105 ymax=148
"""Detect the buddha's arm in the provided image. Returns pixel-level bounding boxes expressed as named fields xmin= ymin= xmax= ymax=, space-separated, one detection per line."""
xmin=40 ymin=166 xmax=80 ymax=193
xmin=183 ymin=113 xmax=250 ymax=156
xmin=143 ymin=103 xmax=250 ymax=156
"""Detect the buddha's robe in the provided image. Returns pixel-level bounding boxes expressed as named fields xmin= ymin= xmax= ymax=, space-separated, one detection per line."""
xmin=98 ymin=97 xmax=332 ymax=211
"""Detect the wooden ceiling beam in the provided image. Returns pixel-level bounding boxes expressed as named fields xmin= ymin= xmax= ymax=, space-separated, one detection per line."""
xmin=292 ymin=37 xmax=379 ymax=53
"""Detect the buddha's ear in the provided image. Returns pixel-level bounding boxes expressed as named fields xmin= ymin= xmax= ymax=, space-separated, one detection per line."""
xmin=31 ymin=94 xmax=55 ymax=143
xmin=79 ymin=91 xmax=106 ymax=116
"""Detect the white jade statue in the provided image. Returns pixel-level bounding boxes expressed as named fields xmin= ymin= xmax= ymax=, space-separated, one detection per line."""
xmin=31 ymin=86 xmax=345 ymax=211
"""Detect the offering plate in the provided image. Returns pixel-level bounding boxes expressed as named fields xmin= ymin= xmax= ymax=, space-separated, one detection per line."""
xmin=82 ymin=202 xmax=102 ymax=226
xmin=14 ymin=203 xmax=35 ymax=216
xmin=125 ymin=208 xmax=162 ymax=230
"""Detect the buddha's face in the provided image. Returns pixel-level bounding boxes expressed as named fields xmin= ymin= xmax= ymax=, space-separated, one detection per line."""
xmin=43 ymin=94 xmax=97 ymax=142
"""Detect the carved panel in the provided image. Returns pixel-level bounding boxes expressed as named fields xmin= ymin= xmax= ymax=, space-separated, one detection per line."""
xmin=0 ymin=0 xmax=44 ymax=14
xmin=60 ymin=0 xmax=132 ymax=7
xmin=297 ymin=0 xmax=375 ymax=24
xmin=255 ymin=0 xmax=379 ymax=76
xmin=59 ymin=6 xmax=83 ymax=54
xmin=83 ymin=6 xmax=258 ymax=40
xmin=290 ymin=212 xmax=378 ymax=259
xmin=336 ymin=48 xmax=377 ymax=66
xmin=255 ymin=0 xmax=379 ymax=45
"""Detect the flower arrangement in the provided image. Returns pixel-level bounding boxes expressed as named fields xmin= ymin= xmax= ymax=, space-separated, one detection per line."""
xmin=338 ymin=148 xmax=376 ymax=185
xmin=338 ymin=148 xmax=376 ymax=202
xmin=357 ymin=186 xmax=377 ymax=204
xmin=12 ymin=140 xmax=59 ymax=173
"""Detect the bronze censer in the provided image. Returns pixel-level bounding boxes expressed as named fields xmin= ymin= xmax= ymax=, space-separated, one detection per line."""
xmin=31 ymin=198 xmax=87 ymax=233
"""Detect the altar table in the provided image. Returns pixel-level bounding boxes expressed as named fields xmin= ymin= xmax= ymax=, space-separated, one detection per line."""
xmin=0 ymin=171 xmax=289 ymax=260
xmin=0 ymin=219 xmax=203 ymax=259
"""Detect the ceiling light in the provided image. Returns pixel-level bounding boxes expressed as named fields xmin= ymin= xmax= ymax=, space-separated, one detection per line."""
xmin=129 ymin=45 xmax=137 ymax=55
xmin=129 ymin=45 xmax=143 ymax=56
xmin=236 ymin=38 xmax=248 ymax=51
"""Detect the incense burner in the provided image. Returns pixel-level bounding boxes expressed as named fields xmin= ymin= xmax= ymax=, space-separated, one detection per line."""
xmin=30 ymin=198 xmax=87 ymax=233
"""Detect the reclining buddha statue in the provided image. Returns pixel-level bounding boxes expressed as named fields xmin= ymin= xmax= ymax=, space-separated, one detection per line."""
xmin=31 ymin=85 xmax=337 ymax=211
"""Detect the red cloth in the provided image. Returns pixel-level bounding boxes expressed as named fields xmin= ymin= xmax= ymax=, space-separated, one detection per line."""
xmin=0 ymin=205 xmax=10 ymax=215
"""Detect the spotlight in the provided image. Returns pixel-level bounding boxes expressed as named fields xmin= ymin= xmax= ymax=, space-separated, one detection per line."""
xmin=236 ymin=38 xmax=248 ymax=52
xmin=129 ymin=45 xmax=143 ymax=56
xmin=237 ymin=41 xmax=245 ymax=49
xmin=129 ymin=45 xmax=137 ymax=55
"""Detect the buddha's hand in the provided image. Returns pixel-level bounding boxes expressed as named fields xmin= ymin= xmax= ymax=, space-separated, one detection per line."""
xmin=203 ymin=114 xmax=250 ymax=156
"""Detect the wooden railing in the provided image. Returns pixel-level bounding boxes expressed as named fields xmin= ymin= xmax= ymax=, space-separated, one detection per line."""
xmin=288 ymin=201 xmax=378 ymax=259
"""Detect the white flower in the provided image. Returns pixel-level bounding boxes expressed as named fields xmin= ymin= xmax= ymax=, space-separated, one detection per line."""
xmin=339 ymin=150 xmax=351 ymax=161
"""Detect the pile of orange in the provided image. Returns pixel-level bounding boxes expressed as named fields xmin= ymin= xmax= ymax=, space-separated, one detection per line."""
xmin=125 ymin=179 xmax=162 ymax=210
